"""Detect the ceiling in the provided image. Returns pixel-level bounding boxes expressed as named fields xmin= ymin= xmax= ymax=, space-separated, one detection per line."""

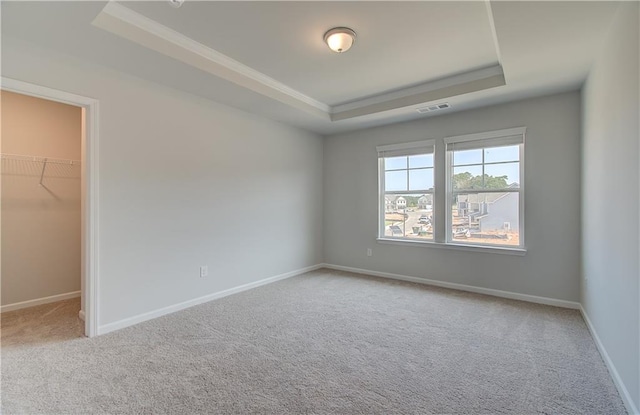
xmin=1 ymin=1 xmax=621 ymax=135
xmin=123 ymin=1 xmax=500 ymax=106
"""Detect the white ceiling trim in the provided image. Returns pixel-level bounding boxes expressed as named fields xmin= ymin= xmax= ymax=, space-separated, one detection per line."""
xmin=330 ymin=65 xmax=505 ymax=121
xmin=332 ymin=72 xmax=506 ymax=121
xmin=91 ymin=2 xmax=507 ymax=123
xmin=92 ymin=2 xmax=330 ymax=118
xmin=484 ymin=0 xmax=504 ymax=68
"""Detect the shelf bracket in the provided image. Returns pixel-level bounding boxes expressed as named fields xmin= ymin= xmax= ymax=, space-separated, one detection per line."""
xmin=39 ymin=158 xmax=48 ymax=186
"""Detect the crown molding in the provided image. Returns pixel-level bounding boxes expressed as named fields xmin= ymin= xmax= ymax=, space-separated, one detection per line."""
xmin=92 ymin=2 xmax=505 ymax=123
xmin=330 ymin=65 xmax=505 ymax=121
xmin=92 ymin=2 xmax=331 ymax=119
xmin=484 ymin=0 xmax=504 ymax=68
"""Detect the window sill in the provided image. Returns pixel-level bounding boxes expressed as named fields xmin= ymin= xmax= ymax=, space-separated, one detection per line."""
xmin=376 ymin=238 xmax=527 ymax=256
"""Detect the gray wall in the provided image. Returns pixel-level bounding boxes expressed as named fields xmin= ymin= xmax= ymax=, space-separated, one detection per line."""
xmin=581 ymin=2 xmax=639 ymax=411
xmin=2 ymin=38 xmax=324 ymax=327
xmin=324 ymin=91 xmax=581 ymax=302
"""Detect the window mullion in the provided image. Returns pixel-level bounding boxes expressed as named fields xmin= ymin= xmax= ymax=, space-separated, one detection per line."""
xmin=405 ymin=157 xmax=409 ymax=191
xmin=481 ymin=148 xmax=485 ymax=188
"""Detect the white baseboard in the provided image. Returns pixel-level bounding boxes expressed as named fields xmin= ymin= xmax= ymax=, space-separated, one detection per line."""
xmin=321 ymin=263 xmax=581 ymax=309
xmin=580 ymin=306 xmax=639 ymax=415
xmin=98 ymin=264 xmax=324 ymax=335
xmin=0 ymin=291 xmax=81 ymax=313
xmin=79 ymin=310 xmax=86 ymax=321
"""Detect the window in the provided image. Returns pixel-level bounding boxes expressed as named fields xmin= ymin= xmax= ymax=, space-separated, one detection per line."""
xmin=445 ymin=129 xmax=524 ymax=248
xmin=377 ymin=127 xmax=525 ymax=252
xmin=377 ymin=140 xmax=435 ymax=241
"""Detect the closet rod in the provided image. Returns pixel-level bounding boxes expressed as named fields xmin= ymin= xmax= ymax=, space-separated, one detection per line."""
xmin=0 ymin=153 xmax=80 ymax=165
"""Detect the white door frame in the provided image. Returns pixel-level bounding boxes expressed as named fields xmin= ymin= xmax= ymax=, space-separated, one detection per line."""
xmin=1 ymin=77 xmax=100 ymax=337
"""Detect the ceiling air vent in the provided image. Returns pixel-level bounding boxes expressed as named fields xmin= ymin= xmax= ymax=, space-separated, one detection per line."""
xmin=416 ymin=103 xmax=451 ymax=113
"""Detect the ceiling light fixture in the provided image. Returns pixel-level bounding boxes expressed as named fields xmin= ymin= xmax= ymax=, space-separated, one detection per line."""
xmin=323 ymin=27 xmax=356 ymax=53
xmin=168 ymin=0 xmax=184 ymax=8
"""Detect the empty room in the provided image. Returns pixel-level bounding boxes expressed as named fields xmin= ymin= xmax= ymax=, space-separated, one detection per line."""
xmin=1 ymin=1 xmax=638 ymax=414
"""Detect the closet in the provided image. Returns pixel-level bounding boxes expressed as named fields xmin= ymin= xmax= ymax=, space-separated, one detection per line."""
xmin=1 ymin=91 xmax=83 ymax=338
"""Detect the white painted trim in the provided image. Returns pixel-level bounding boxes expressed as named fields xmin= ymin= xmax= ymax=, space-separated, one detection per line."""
xmin=444 ymin=126 xmax=527 ymax=144
xmin=1 ymin=77 xmax=100 ymax=338
xmin=321 ymin=264 xmax=580 ymax=309
xmin=443 ymin=126 xmax=526 ymax=250
xmin=484 ymin=0 xmax=504 ymax=68
xmin=378 ymin=157 xmax=386 ymax=240
xmin=376 ymin=139 xmax=436 ymax=154
xmin=580 ymin=306 xmax=640 ymax=415
xmin=376 ymin=238 xmax=527 ymax=256
xmin=98 ymin=264 xmax=324 ymax=335
xmin=90 ymin=3 xmax=505 ymax=123
xmin=92 ymin=2 xmax=329 ymax=118
xmin=333 ymin=65 xmax=504 ymax=114
xmin=331 ymin=72 xmax=506 ymax=121
xmin=1 ymin=291 xmax=81 ymax=313
xmin=79 ymin=310 xmax=86 ymax=321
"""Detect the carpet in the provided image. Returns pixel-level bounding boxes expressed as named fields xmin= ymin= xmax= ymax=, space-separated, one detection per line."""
xmin=1 ymin=269 xmax=626 ymax=414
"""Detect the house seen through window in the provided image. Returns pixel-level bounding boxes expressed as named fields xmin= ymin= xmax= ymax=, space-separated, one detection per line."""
xmin=379 ymin=140 xmax=435 ymax=241
xmin=448 ymin=140 xmax=522 ymax=247
xmin=378 ymin=128 xmax=525 ymax=251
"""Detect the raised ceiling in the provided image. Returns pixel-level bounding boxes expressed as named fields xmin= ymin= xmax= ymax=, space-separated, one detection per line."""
xmin=122 ymin=1 xmax=500 ymax=106
xmin=1 ymin=1 xmax=622 ymax=134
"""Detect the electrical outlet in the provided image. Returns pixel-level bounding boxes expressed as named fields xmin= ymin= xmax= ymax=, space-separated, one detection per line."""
xmin=367 ymin=248 xmax=372 ymax=257
xmin=200 ymin=265 xmax=208 ymax=278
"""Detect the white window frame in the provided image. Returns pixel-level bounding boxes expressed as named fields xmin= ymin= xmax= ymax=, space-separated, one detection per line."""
xmin=376 ymin=127 xmax=526 ymax=255
xmin=444 ymin=127 xmax=526 ymax=250
xmin=377 ymin=139 xmax=435 ymax=242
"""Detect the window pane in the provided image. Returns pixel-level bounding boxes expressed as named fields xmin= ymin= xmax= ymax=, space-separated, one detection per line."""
xmin=384 ymin=193 xmax=433 ymax=240
xmin=452 ymin=165 xmax=483 ymax=189
xmin=385 ymin=156 xmax=407 ymax=170
xmin=484 ymin=145 xmax=519 ymax=163
xmin=451 ymin=192 xmax=520 ymax=246
xmin=409 ymin=168 xmax=434 ymax=191
xmin=409 ymin=154 xmax=433 ymax=168
xmin=453 ymin=149 xmax=482 ymax=166
xmin=385 ymin=170 xmax=407 ymax=191
xmin=485 ymin=162 xmax=520 ymax=188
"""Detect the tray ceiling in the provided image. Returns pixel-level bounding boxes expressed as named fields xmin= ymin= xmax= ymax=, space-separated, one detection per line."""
xmin=1 ymin=1 xmax=622 ymax=134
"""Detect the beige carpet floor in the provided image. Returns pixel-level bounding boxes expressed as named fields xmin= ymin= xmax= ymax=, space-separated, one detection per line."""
xmin=1 ymin=269 xmax=627 ymax=414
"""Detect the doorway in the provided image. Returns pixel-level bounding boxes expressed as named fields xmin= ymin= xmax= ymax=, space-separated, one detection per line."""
xmin=1 ymin=78 xmax=99 ymax=337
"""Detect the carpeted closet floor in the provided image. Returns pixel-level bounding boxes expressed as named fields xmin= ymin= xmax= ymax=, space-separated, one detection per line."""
xmin=1 ymin=269 xmax=626 ymax=414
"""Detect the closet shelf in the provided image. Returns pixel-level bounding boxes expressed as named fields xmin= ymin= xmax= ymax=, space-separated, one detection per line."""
xmin=1 ymin=153 xmax=80 ymax=165
xmin=1 ymin=153 xmax=81 ymax=181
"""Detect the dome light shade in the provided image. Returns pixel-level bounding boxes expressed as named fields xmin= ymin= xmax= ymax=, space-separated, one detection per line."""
xmin=323 ymin=27 xmax=356 ymax=53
